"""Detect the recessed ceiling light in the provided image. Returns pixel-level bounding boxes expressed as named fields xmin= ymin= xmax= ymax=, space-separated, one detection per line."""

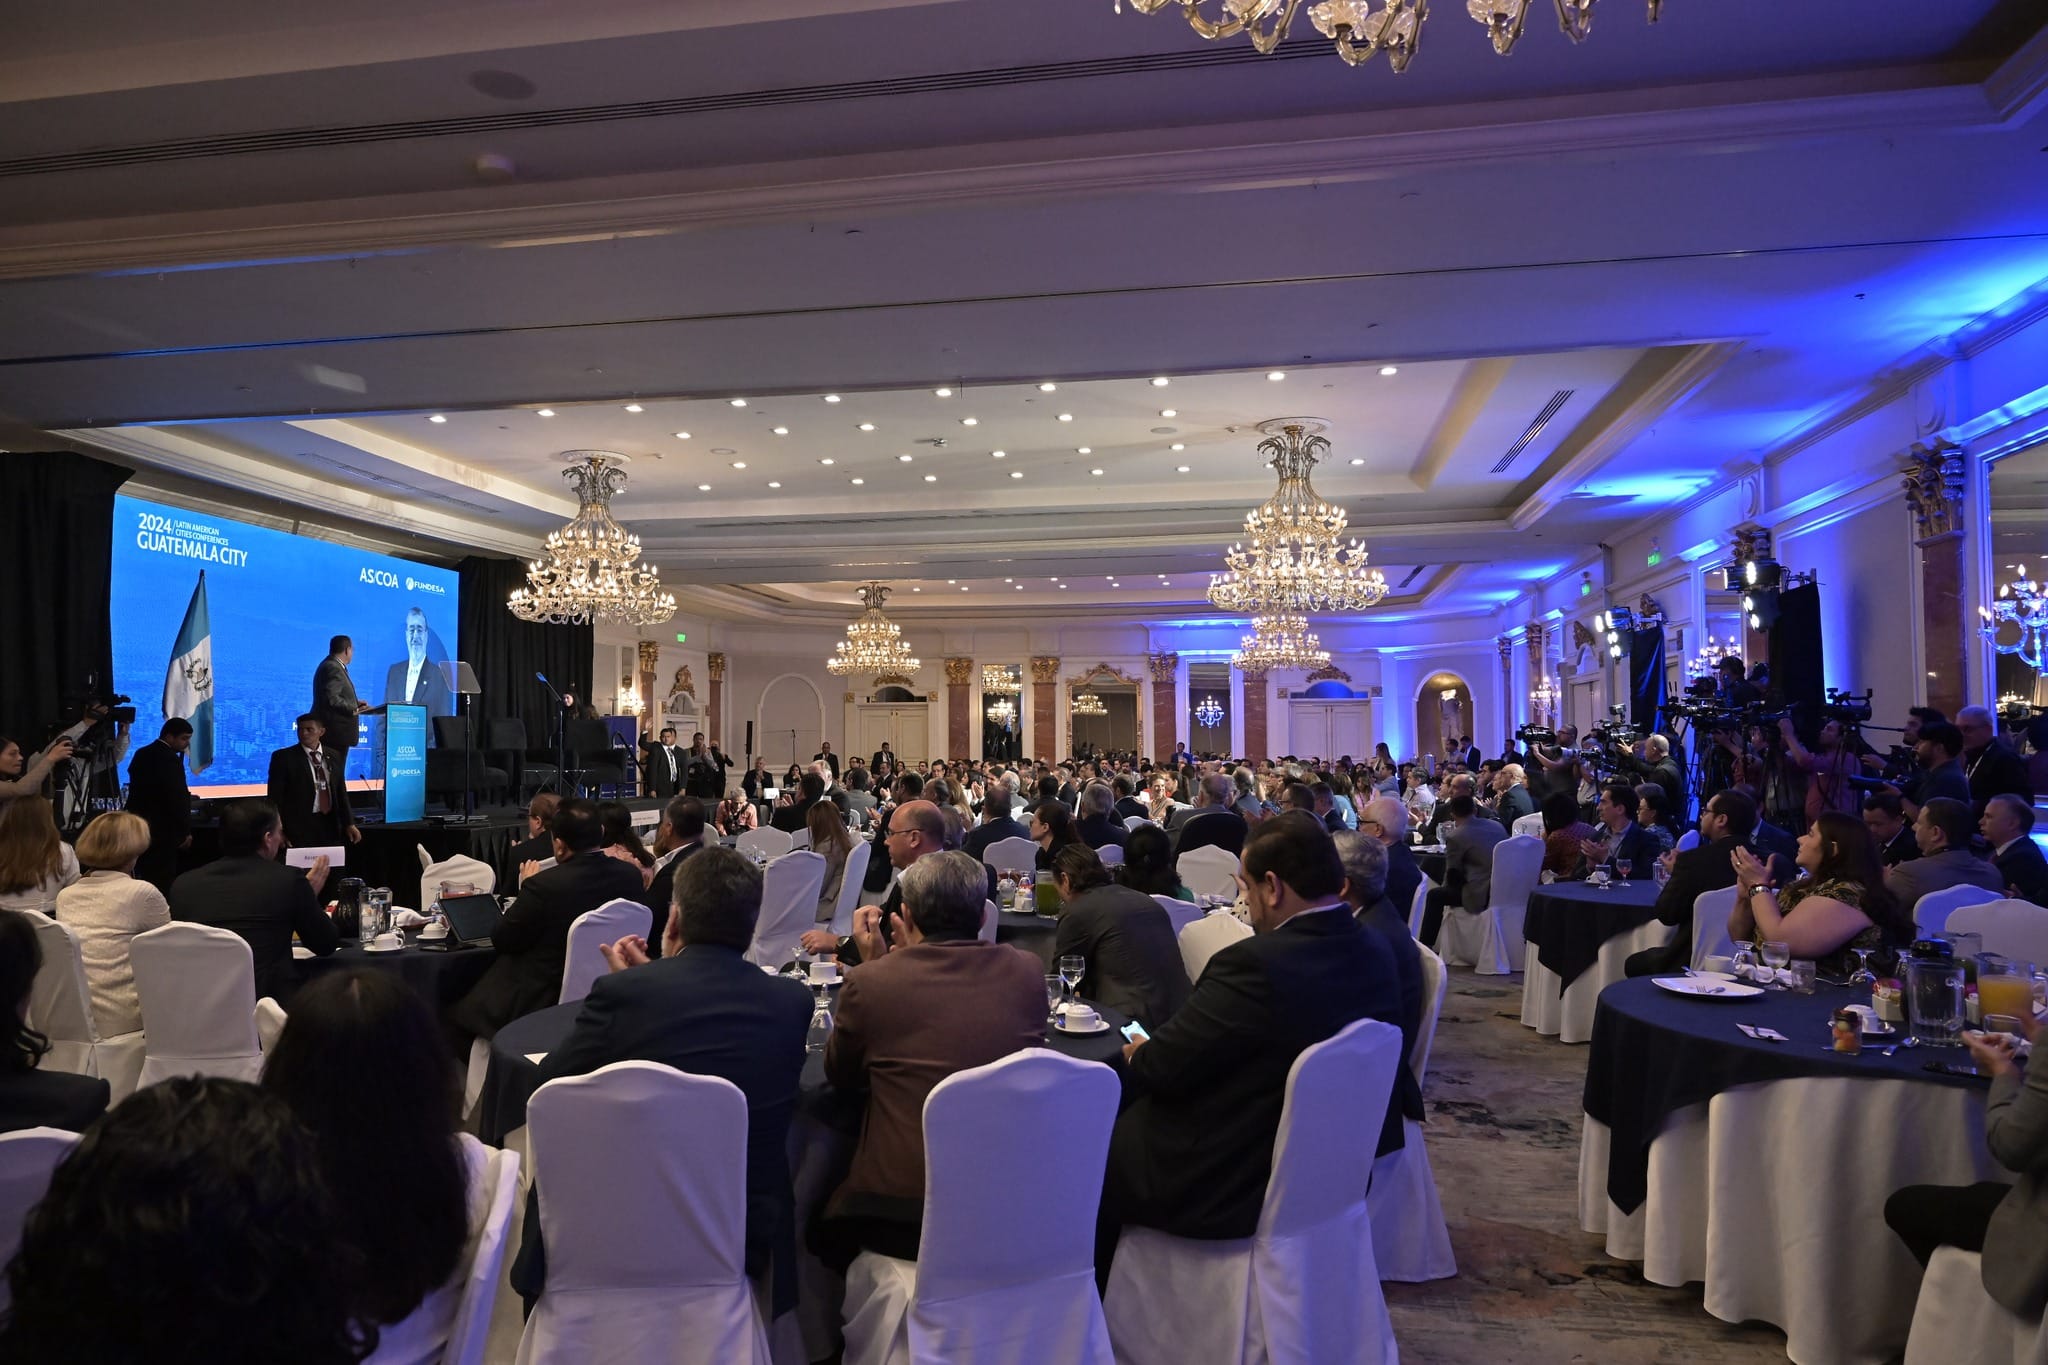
xmin=767 ymin=481 xmax=782 ymax=488
xmin=1011 ymin=471 xmax=1024 ymax=479
xmin=819 ymin=457 xmax=835 ymax=465
xmin=772 ymin=426 xmax=789 ymax=435
xmin=1038 ymin=382 xmax=1057 ymax=392
xmin=623 ymin=403 xmax=643 ymax=413
xmin=1159 ymin=409 xmax=1177 ymax=418
xmin=1015 ymin=584 xmax=1024 ymax=590
xmin=1090 ymin=468 xmax=1104 ymax=476
xmin=731 ymin=461 xmax=746 ymax=469
xmin=428 ymin=413 xmax=447 ymax=423
xmin=675 ymin=431 xmax=692 ymax=440
xmin=697 ymin=483 xmax=712 ymax=491
xmin=961 ymin=417 xmax=978 ymax=426
xmin=536 ymin=408 xmax=556 ymax=417
xmin=1176 ymin=465 xmax=1190 ymax=473
xmin=1077 ymin=447 xmax=1091 ymax=455
xmin=898 ymin=454 xmax=914 ymax=463
xmin=935 ymin=387 xmax=953 ymax=398
xmin=947 ymin=579 xmax=956 ymax=585
xmin=729 ymin=398 xmax=747 ymax=407
xmin=1150 ymin=377 xmax=1170 ymax=387
xmin=1350 ymin=457 xmax=1365 ymax=466
xmin=1170 ymin=443 xmax=1186 ymax=451
xmin=1059 ymin=583 xmax=1068 ymax=589
xmin=960 ymin=586 xmax=969 ymax=592
xmin=1005 ymin=578 xmax=1014 ymax=583
xmin=1266 ymin=371 xmax=1286 ymax=382
xmin=991 ymin=450 xmax=1007 ymax=459
xmin=1379 ymin=365 xmax=1399 ymax=377
xmin=1057 ymin=413 xmax=1074 ymax=422
xmin=857 ymin=423 xmax=876 ymax=431
xmin=824 ymin=394 xmax=841 ymax=403
xmin=911 ymin=586 xmax=921 ymax=592
xmin=924 ymin=473 xmax=937 ymax=482
xmin=850 ymin=477 xmax=865 ymax=485
xmin=1106 ymin=576 xmax=1116 ymax=581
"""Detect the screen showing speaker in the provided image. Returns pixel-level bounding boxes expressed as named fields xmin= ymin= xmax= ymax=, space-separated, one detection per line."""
xmin=111 ymin=494 xmax=460 ymax=795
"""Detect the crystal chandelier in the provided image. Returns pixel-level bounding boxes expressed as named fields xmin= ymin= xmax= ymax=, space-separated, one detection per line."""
xmin=1194 ymin=695 xmax=1227 ymax=729
xmin=1685 ymin=633 xmax=1743 ymax=681
xmin=1981 ymin=564 xmax=2048 ymax=672
xmin=508 ymin=452 xmax=676 ymax=625
xmin=827 ymin=582 xmax=921 ymax=676
xmin=1232 ymin=614 xmax=1332 ymax=673
xmin=1529 ymin=674 xmax=1557 ymax=716
xmin=985 ymin=695 xmax=1017 ymax=724
xmin=982 ymin=665 xmax=1022 ymax=695
xmin=1209 ymin=419 xmax=1388 ymax=615
xmin=1114 ymin=0 xmax=1664 ymax=71
xmin=1071 ymin=692 xmax=1109 ymax=717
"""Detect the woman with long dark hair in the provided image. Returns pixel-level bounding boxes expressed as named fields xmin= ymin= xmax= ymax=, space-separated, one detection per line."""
xmin=262 ymin=969 xmax=487 ymax=1358
xmin=0 ymin=908 xmax=109 ymax=1135
xmin=597 ymin=799 xmax=656 ymax=890
xmin=1114 ymin=824 xmax=1193 ymax=901
xmin=1030 ymin=801 xmax=1081 ymax=872
xmin=1728 ymin=809 xmax=1909 ymax=976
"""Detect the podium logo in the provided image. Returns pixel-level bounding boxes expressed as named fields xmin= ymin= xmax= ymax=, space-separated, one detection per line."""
xmin=360 ymin=568 xmax=400 ymax=588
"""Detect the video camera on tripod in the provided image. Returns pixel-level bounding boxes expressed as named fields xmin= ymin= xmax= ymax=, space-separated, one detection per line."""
xmin=1513 ymin=723 xmax=1558 ymax=747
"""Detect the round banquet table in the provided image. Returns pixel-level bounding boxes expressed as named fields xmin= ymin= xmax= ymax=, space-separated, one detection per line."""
xmin=1579 ymin=976 xmax=2010 ymax=1365
xmin=1517 ymin=879 xmax=1669 ymax=1044
xmin=292 ymin=930 xmax=496 ymax=1007
xmin=996 ymin=909 xmax=1061 ymax=968
xmin=1415 ymin=848 xmax=1446 ymax=885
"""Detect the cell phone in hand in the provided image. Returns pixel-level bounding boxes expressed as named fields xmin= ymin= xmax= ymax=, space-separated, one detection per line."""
xmin=1120 ymin=1022 xmax=1149 ymax=1044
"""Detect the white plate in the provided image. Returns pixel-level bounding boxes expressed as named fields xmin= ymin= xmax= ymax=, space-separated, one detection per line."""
xmin=362 ymin=942 xmax=406 ymax=954
xmin=1688 ymin=971 xmax=1737 ymax=982
xmin=1055 ymin=1017 xmax=1114 ymax=1035
xmin=1653 ymin=976 xmax=1764 ymax=999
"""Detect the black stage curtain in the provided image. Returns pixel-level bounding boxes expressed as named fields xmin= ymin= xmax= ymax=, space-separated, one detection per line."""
xmin=1626 ymin=626 xmax=1668 ymax=731
xmin=0 ymin=453 xmax=132 ymax=746
xmin=457 ymin=556 xmax=593 ymax=761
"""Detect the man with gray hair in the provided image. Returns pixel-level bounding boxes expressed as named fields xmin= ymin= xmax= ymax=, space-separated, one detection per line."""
xmin=1360 ymin=795 xmax=1423 ymax=925
xmin=1957 ymin=705 xmax=2031 ymax=816
xmin=818 ymin=849 xmax=1046 ymax=1268
xmin=1076 ymin=781 xmax=1129 ymax=851
xmin=1333 ymin=829 xmax=1425 ymax=1131
xmin=1170 ymin=770 xmax=1248 ymax=857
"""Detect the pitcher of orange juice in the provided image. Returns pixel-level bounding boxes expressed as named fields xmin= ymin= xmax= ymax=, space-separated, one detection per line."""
xmin=1975 ymin=955 xmax=2047 ymax=1027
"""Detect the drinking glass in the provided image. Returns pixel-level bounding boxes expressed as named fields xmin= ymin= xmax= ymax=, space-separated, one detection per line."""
xmin=1614 ymin=858 xmax=1633 ymax=882
xmin=1059 ymin=954 xmax=1086 ymax=1011
xmin=1731 ymin=943 xmax=1758 ymax=981
xmin=1045 ymin=973 xmax=1062 ymax=1025
xmin=806 ymin=985 xmax=834 ymax=1054
xmin=1787 ymin=960 xmax=1817 ymax=994
xmin=1762 ymin=940 xmax=1792 ymax=977
xmin=1848 ymin=947 xmax=1878 ymax=987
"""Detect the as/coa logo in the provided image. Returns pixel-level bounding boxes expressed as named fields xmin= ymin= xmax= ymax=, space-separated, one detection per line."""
xmin=360 ymin=568 xmax=400 ymax=587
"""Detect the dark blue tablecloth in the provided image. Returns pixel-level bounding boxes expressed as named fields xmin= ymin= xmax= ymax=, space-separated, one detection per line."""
xmin=1523 ymin=880 xmax=1663 ymax=988
xmin=294 ymin=930 xmax=495 ymax=1006
xmin=1583 ymin=976 xmax=1987 ymax=1214
xmin=997 ymin=910 xmax=1060 ymax=967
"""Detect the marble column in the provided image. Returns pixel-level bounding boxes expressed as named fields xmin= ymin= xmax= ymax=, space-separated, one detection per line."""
xmin=944 ymin=658 xmax=973 ymax=760
xmin=1497 ymin=634 xmax=1514 ymax=746
xmin=705 ymin=652 xmax=725 ymax=749
xmin=1147 ymin=652 xmax=1180 ymax=763
xmin=1524 ymin=622 xmax=1549 ymax=727
xmin=1904 ymin=442 xmax=1969 ymax=715
xmin=1242 ymin=668 xmax=1269 ymax=762
xmin=1029 ymin=656 xmax=1060 ymax=763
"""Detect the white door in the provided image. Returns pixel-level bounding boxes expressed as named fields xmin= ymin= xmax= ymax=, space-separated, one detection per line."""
xmin=1328 ymin=701 xmax=1370 ymax=760
xmin=856 ymin=704 xmax=930 ymax=767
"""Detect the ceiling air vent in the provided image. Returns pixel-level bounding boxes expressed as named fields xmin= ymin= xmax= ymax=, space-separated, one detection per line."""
xmin=1490 ymin=389 xmax=1574 ymax=475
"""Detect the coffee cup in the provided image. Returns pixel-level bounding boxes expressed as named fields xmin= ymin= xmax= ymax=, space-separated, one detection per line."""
xmin=420 ymin=921 xmax=448 ymax=939
xmin=372 ymin=932 xmax=403 ymax=951
xmin=808 ymin=960 xmax=840 ymax=985
xmin=1702 ymin=955 xmax=1734 ymax=975
xmin=1064 ymin=1004 xmax=1100 ymax=1030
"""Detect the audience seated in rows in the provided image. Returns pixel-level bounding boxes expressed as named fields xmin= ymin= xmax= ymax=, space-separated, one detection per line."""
xmin=1626 ymin=789 xmax=1794 ymax=979
xmin=1862 ymin=790 xmax=1921 ymax=868
xmin=638 ymin=795 xmax=707 ymax=957
xmin=1075 ymin=782 xmax=1129 ymax=852
xmin=0 ymin=909 xmax=109 ymax=1136
xmin=962 ymin=786 xmax=1030 ymax=861
xmin=1731 ymin=810 xmax=1914 ymax=976
xmin=1050 ymin=843 xmax=1190 ymax=1031
xmin=1885 ymin=797 xmax=2005 ymax=907
xmin=0 ymin=797 xmax=79 ymax=916
xmin=1419 ymin=794 xmax=1505 ymax=947
xmin=169 ymin=798 xmax=337 ymax=1003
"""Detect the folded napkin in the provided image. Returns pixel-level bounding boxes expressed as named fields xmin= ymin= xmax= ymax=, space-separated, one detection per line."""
xmin=391 ymin=908 xmax=427 ymax=928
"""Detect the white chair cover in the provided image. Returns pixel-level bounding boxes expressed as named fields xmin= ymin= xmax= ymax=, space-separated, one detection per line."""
xmin=1675 ymin=830 xmax=1702 ymax=853
xmin=443 ymin=1146 xmax=524 ymax=1365
xmin=738 ymin=827 xmax=794 ymax=860
xmin=1369 ymin=943 xmax=1454 ymax=1283
xmin=1151 ymin=896 xmax=1203 ymax=937
xmin=421 ymin=846 xmax=498 ymax=898
xmin=748 ymin=851 xmax=827 ymax=967
xmin=978 ymin=900 xmax=999 ymax=944
xmin=829 ymin=840 xmax=873 ymax=936
xmin=516 ymin=1062 xmax=770 ymax=1365
xmin=1946 ymin=899 xmax=2048 ymax=965
xmin=1096 ymin=845 xmax=1125 ymax=868
xmin=1511 ymin=812 xmax=1545 ymax=840
xmin=1104 ymin=1019 xmax=1402 ymax=1365
xmin=1123 ymin=816 xmax=1152 ymax=831
xmin=790 ymin=829 xmax=813 ymax=850
xmin=20 ymin=912 xmax=145 ymax=1103
xmin=1903 ymin=1246 xmax=2048 ymax=1365
xmin=981 ymin=837 xmax=1039 ymax=873
xmin=1691 ymin=886 xmax=1738 ymax=970
xmin=1914 ymin=884 xmax=2004 ymax=935
xmin=0 ymin=1127 xmax=77 ymax=1312
xmin=1436 ymin=834 xmax=1542 ymax=975
xmin=1177 ymin=911 xmax=1251 ymax=984
xmin=130 ymin=922 xmax=264 ymax=1087
xmin=1175 ymin=846 xmax=1241 ymax=902
xmin=1407 ymin=875 xmax=1434 ymax=939
xmin=560 ymin=899 xmax=652 ymax=1006
xmin=842 ymin=1050 xmax=1120 ymax=1365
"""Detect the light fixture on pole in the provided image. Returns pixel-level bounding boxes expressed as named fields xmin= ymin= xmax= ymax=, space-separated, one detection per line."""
xmin=1209 ymin=419 xmax=1388 ymax=615
xmin=508 ymin=452 xmax=676 ymax=625
xmin=826 ymin=582 xmax=921 ymax=676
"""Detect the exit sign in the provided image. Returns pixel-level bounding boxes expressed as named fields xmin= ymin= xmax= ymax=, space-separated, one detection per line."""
xmin=674 ymin=632 xmax=687 ymax=643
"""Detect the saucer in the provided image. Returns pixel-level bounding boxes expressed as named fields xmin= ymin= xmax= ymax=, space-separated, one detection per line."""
xmin=1055 ymin=1017 xmax=1113 ymax=1035
xmin=362 ymin=941 xmax=406 ymax=953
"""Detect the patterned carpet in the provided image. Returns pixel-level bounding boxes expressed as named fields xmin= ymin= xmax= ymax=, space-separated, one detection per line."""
xmin=1384 ymin=969 xmax=1792 ymax=1363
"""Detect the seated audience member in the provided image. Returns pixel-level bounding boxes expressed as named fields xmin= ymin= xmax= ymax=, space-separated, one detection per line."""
xmin=447 ymin=798 xmax=646 ymax=1046
xmin=1419 ymin=794 xmax=1506 ymax=947
xmin=1625 ymin=789 xmax=1792 ymax=978
xmin=809 ymin=798 xmax=858 ymax=918
xmin=1361 ymin=796 xmax=1423 ymax=921
xmin=507 ymin=792 xmax=560 ymax=880
xmin=770 ymin=771 xmax=826 ymax=833
xmin=1420 ymin=773 xmax=1478 ymax=845
xmin=0 ymin=795 xmax=80 ymax=915
xmin=1333 ymin=829 xmax=1425 ymax=1131
xmin=1111 ymin=773 xmax=1149 ymax=822
xmin=1493 ymin=764 xmax=1537 ymax=827
xmin=1102 ymin=815 xmax=1407 ymax=1267
xmin=53 ymin=810 xmax=170 ymax=1037
xmin=962 ymin=786 xmax=1030 ymax=861
xmin=1050 ymin=844 xmax=1190 ymax=1030
xmin=1884 ymin=1014 xmax=2048 ymax=1319
xmin=1862 ymin=790 xmax=1920 ymax=868
xmin=1075 ymin=782 xmax=1130 ymax=851
xmin=1960 ymin=705 xmax=2033 ymax=816
xmin=1031 ymin=800 xmax=1083 ymax=872
xmin=841 ymin=767 xmax=879 ymax=828
xmin=263 ymin=970 xmax=487 ymax=1357
xmin=640 ymin=796 xmax=707 ymax=957
xmin=597 ymin=800 xmax=655 ymax=882
xmin=0 ymin=909 xmax=109 ymax=1135
xmin=1144 ymin=772 xmax=1190 ymax=826
xmin=1538 ymin=791 xmax=1600 ymax=879
xmin=0 ymin=1076 xmax=374 ymax=1365
xmin=1731 ymin=810 xmax=1912 ymax=976
xmin=1581 ymin=782 xmax=1662 ymax=878
xmin=170 ymin=798 xmax=337 ymax=1002
xmin=519 ymin=848 xmax=811 ymax=1315
xmin=1634 ymin=784 xmax=1675 ymax=855
xmin=1913 ymin=722 xmax=1974 ymax=809
xmin=717 ymin=786 xmax=759 ymax=835
xmin=817 ymin=850 xmax=1046 ymax=1267
xmin=1984 ymin=793 xmax=2048 ymax=905
xmin=1170 ymin=772 xmax=1250 ymax=857
xmin=1885 ymin=796 xmax=2006 ymax=908
xmin=1115 ymin=823 xmax=1194 ymax=902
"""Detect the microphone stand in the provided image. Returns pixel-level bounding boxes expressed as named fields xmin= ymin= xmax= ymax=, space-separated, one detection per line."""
xmin=537 ymin=673 xmax=572 ymax=796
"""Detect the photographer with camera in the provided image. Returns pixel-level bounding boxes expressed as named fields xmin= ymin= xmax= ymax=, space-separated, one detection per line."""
xmin=1777 ymin=714 xmax=1862 ymax=827
xmin=0 ymin=700 xmax=108 ymax=805
xmin=1613 ymin=732 xmax=1685 ymax=831
xmin=1716 ymin=655 xmax=1762 ymax=709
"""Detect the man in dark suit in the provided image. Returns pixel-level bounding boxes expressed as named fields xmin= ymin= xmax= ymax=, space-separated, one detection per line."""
xmin=962 ymin=787 xmax=1031 ymax=862
xmin=1334 ymin=828 xmax=1424 ymax=1132
xmin=265 ymin=715 xmax=361 ymax=852
xmin=169 ymin=799 xmax=337 ymax=1002
xmin=813 ymin=742 xmax=841 ymax=781
xmin=379 ymin=606 xmax=454 ymax=725
xmin=1960 ymin=706 xmax=2034 ymax=817
xmin=870 ymin=741 xmax=895 ymax=774
xmin=639 ymin=726 xmax=684 ymax=798
xmin=1914 ymin=723 xmax=1974 ymax=810
xmin=769 ymin=771 xmax=825 ymax=833
xmin=1170 ymin=772 xmax=1248 ymax=857
xmin=1102 ymin=814 xmax=1407 ymax=1265
xmin=1618 ymin=735 xmax=1685 ymax=825
xmin=639 ymin=796 xmax=707 ymax=956
xmin=1985 ymin=794 xmax=2048 ymax=906
xmin=1626 ymin=789 xmax=1795 ymax=978
xmin=1075 ymin=782 xmax=1129 ymax=851
xmin=1420 ymin=794 xmax=1508 ymax=947
xmin=515 ymin=846 xmax=811 ymax=1314
xmin=1582 ymin=782 xmax=1661 ymax=877
xmin=1493 ymin=764 xmax=1537 ymax=828
xmin=126 ymin=717 xmax=194 ymax=892
xmin=1863 ymin=791 xmax=1921 ymax=868
xmin=681 ymin=731 xmax=733 ymax=801
xmin=446 ymin=798 xmax=646 ymax=1046
xmin=311 ymin=634 xmax=374 ymax=767
xmin=1359 ymin=795 xmax=1424 ymax=923
xmin=1111 ymin=773 xmax=1149 ymax=822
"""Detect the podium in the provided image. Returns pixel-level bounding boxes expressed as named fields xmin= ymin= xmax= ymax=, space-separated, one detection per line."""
xmin=384 ymin=704 xmax=427 ymax=823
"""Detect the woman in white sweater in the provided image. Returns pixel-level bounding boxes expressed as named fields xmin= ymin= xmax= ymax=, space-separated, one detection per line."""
xmin=53 ymin=812 xmax=169 ymax=1038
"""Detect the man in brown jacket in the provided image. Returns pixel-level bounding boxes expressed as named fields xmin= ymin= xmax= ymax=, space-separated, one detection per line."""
xmin=814 ymin=849 xmax=1045 ymax=1268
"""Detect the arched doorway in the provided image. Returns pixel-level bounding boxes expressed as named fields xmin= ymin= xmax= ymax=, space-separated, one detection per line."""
xmin=755 ymin=673 xmax=826 ymax=769
xmin=1414 ymin=672 xmax=1474 ymax=763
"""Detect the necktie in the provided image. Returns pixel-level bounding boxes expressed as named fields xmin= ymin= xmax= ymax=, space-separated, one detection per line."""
xmin=667 ymin=748 xmax=677 ymax=782
xmin=309 ymin=749 xmax=330 ymax=815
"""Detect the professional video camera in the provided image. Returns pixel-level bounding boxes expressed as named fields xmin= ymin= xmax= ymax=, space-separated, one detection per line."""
xmin=1818 ymin=687 xmax=1874 ymax=726
xmin=1998 ymin=698 xmax=2037 ymax=728
xmin=57 ymin=689 xmax=135 ymax=762
xmin=1514 ymin=723 xmax=1559 ymax=747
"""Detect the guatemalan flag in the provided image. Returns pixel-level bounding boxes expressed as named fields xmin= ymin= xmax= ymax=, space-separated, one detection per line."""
xmin=163 ymin=571 xmax=215 ymax=774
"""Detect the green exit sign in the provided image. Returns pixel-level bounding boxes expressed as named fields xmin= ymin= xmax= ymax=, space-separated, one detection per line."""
xmin=674 ymin=632 xmax=687 ymax=643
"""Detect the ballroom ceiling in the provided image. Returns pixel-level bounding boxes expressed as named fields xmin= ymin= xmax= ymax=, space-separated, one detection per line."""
xmin=3 ymin=0 xmax=2046 ymax=626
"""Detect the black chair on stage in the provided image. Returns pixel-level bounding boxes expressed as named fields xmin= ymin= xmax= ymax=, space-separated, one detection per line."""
xmin=486 ymin=716 xmax=558 ymax=799
xmin=429 ymin=715 xmax=508 ymax=809
xmin=566 ymin=718 xmax=628 ymax=798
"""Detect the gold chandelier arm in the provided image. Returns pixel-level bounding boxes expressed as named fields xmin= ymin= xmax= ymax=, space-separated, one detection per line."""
xmin=1182 ymin=1 xmax=1250 ymax=40
xmin=1247 ymin=0 xmax=1304 ymax=53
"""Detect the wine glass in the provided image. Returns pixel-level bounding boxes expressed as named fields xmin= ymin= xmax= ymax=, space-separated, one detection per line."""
xmin=805 ymin=984 xmax=834 ymax=1054
xmin=1848 ymin=947 xmax=1877 ymax=987
xmin=1761 ymin=940 xmax=1792 ymax=985
xmin=1614 ymin=858 xmax=1633 ymax=883
xmin=1059 ymin=954 xmax=1086 ymax=1015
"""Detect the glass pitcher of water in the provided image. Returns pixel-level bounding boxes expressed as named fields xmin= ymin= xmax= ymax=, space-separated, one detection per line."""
xmin=1905 ymin=938 xmax=1965 ymax=1048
